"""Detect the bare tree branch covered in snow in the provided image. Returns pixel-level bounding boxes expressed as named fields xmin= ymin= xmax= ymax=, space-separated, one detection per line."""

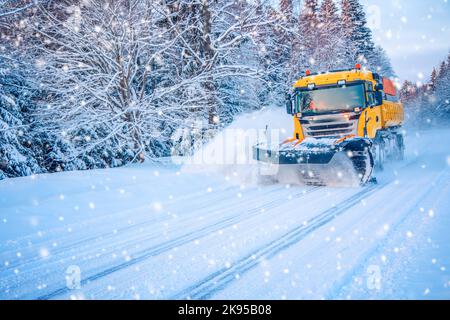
xmin=0 ymin=0 xmax=36 ymax=18
xmin=33 ymin=0 xmax=196 ymax=161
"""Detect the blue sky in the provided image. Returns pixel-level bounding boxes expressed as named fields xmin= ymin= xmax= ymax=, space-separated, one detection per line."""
xmin=360 ymin=0 xmax=450 ymax=82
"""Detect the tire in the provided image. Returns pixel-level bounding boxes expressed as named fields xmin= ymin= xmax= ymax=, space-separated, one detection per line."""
xmin=374 ymin=141 xmax=385 ymax=171
xmin=355 ymin=148 xmax=374 ymax=186
xmin=396 ymin=134 xmax=405 ymax=161
xmin=342 ymin=139 xmax=374 ymax=186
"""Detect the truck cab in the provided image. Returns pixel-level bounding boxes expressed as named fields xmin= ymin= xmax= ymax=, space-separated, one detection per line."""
xmin=286 ymin=65 xmax=404 ymax=142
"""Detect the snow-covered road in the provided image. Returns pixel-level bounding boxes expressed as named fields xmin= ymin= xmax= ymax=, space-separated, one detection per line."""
xmin=0 ymin=129 xmax=449 ymax=300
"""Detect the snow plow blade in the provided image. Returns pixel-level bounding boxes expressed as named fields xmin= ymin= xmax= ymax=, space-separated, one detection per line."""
xmin=253 ymin=138 xmax=374 ymax=186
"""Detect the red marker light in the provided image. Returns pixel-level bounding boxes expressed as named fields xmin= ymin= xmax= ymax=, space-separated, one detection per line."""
xmin=355 ymin=63 xmax=361 ymax=70
xmin=305 ymin=69 xmax=311 ymax=76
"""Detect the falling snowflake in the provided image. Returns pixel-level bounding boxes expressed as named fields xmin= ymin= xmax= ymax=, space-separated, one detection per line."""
xmin=39 ymin=248 xmax=50 ymax=258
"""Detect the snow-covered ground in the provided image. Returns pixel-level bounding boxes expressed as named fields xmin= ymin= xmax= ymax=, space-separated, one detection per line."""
xmin=0 ymin=128 xmax=449 ymax=300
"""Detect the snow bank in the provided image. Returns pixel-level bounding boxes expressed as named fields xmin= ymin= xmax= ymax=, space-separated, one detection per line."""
xmin=182 ymin=107 xmax=292 ymax=185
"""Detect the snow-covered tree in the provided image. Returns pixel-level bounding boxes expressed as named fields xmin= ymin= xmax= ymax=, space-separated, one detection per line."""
xmin=401 ymin=52 xmax=450 ymax=127
xmin=0 ymin=0 xmax=46 ymax=179
xmin=32 ymin=0 xmax=191 ymax=165
xmin=279 ymin=0 xmax=293 ymax=21
xmin=0 ymin=55 xmax=40 ymax=179
xmin=370 ymin=45 xmax=395 ymax=78
xmin=341 ymin=0 xmax=375 ymax=67
xmin=248 ymin=2 xmax=295 ymax=105
xmin=429 ymin=68 xmax=438 ymax=91
xmin=315 ymin=0 xmax=346 ymax=71
xmin=165 ymin=0 xmax=278 ymax=127
xmin=0 ymin=0 xmax=37 ymax=19
xmin=434 ymin=53 xmax=450 ymax=121
xmin=298 ymin=0 xmax=319 ymax=70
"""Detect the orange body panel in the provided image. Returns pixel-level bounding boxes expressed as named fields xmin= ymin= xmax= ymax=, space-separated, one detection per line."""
xmin=382 ymin=78 xmax=397 ymax=96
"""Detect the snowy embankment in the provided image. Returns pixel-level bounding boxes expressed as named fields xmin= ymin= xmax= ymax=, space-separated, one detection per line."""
xmin=0 ymin=110 xmax=449 ymax=299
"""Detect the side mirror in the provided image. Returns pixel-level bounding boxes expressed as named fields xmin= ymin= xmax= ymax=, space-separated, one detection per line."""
xmin=285 ymin=93 xmax=293 ymax=115
xmin=375 ymin=83 xmax=384 ymax=91
xmin=374 ymin=91 xmax=383 ymax=106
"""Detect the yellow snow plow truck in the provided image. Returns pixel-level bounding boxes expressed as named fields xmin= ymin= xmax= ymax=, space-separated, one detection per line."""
xmin=253 ymin=64 xmax=405 ymax=186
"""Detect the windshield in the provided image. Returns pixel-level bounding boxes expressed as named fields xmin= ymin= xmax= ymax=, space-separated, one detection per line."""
xmin=297 ymin=84 xmax=366 ymax=115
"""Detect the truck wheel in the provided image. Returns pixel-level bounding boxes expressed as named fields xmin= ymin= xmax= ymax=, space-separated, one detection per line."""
xmin=396 ymin=134 xmax=405 ymax=161
xmin=374 ymin=142 xmax=385 ymax=171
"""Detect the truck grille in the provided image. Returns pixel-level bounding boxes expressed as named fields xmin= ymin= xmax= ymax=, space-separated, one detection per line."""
xmin=302 ymin=114 xmax=358 ymax=138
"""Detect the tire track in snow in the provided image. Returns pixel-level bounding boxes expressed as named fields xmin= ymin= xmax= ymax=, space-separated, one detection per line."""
xmin=171 ymin=182 xmax=386 ymax=300
xmin=1 ymin=180 xmax=235 ymax=251
xmin=2 ymin=184 xmax=290 ymax=292
xmin=171 ymin=157 xmax=425 ymax=300
xmin=325 ymin=170 xmax=450 ymax=299
xmin=1 ymin=183 xmax=243 ymax=271
xmin=35 ymin=186 xmax=323 ymax=300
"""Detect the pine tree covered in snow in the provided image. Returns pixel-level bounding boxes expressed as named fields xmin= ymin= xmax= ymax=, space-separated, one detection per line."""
xmin=400 ymin=80 xmax=426 ymax=127
xmin=434 ymin=54 xmax=450 ymax=120
xmin=400 ymin=52 xmax=450 ymax=127
xmin=0 ymin=55 xmax=40 ymax=178
xmin=262 ymin=1 xmax=299 ymax=88
xmin=430 ymin=68 xmax=438 ymax=91
xmin=315 ymin=0 xmax=346 ymax=71
xmin=341 ymin=0 xmax=375 ymax=65
xmin=279 ymin=0 xmax=293 ymax=21
xmin=294 ymin=0 xmax=393 ymax=76
xmin=298 ymin=0 xmax=320 ymax=70
xmin=370 ymin=46 xmax=395 ymax=78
